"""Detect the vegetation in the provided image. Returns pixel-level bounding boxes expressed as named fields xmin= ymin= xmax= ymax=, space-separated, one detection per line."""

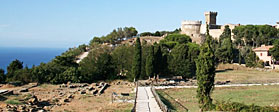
xmin=140 ymin=28 xmax=181 ymax=37
xmin=216 ymin=25 xmax=233 ymax=63
xmin=269 ymin=40 xmax=279 ymax=62
xmin=232 ymin=25 xmax=278 ymax=47
xmin=131 ymin=38 xmax=142 ymax=81
xmin=1 ymin=25 xmax=278 ymax=86
xmin=1 ymin=23 xmax=279 ymax=111
xmin=0 ymin=68 xmax=5 ymax=83
xmin=196 ymin=26 xmax=216 ymax=111
xmin=157 ymin=85 xmax=279 ymax=112
xmin=145 ymin=45 xmax=155 ymax=77
xmin=5 ymin=100 xmax=23 ymax=105
xmin=6 ymin=59 xmax=23 ymax=81
xmin=90 ymin=27 xmax=138 ymax=45
xmin=245 ymin=49 xmax=258 ymax=67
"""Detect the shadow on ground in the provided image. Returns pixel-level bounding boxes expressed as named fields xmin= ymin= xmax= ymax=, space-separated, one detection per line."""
xmin=0 ymin=95 xmax=7 ymax=101
xmin=157 ymin=91 xmax=176 ymax=110
xmin=216 ymin=69 xmax=233 ymax=73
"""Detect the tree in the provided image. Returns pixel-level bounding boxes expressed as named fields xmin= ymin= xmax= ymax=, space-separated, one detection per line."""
xmin=169 ymin=44 xmax=194 ymax=78
xmin=232 ymin=25 xmax=278 ymax=47
xmin=196 ymin=25 xmax=216 ymax=111
xmin=146 ymin=45 xmax=155 ymax=77
xmin=269 ymin=40 xmax=279 ymax=62
xmin=154 ymin=31 xmax=161 ymax=36
xmin=90 ymin=37 xmax=102 ymax=45
xmin=79 ymin=45 xmax=114 ymax=82
xmin=111 ymin=45 xmax=134 ymax=78
xmin=0 ymin=69 xmax=5 ymax=83
xmin=160 ymin=34 xmax=192 ymax=50
xmin=140 ymin=32 xmax=153 ymax=36
xmin=219 ymin=25 xmax=231 ymax=43
xmin=154 ymin=45 xmax=164 ymax=75
xmin=13 ymin=67 xmax=32 ymax=84
xmin=245 ymin=50 xmax=258 ymax=67
xmin=131 ymin=37 xmax=142 ymax=81
xmin=124 ymin=27 xmax=138 ymax=39
xmin=6 ymin=59 xmax=23 ymax=80
xmin=95 ymin=53 xmax=116 ymax=80
xmin=216 ymin=38 xmax=233 ymax=63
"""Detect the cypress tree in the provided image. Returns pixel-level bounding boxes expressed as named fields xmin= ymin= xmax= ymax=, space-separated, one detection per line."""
xmin=132 ymin=37 xmax=142 ymax=81
xmin=216 ymin=25 xmax=233 ymax=63
xmin=196 ymin=25 xmax=216 ymax=111
xmin=146 ymin=45 xmax=155 ymax=77
xmin=154 ymin=45 xmax=163 ymax=75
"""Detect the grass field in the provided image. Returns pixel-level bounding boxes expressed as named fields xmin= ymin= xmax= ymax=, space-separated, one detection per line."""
xmin=215 ymin=64 xmax=279 ymax=84
xmin=215 ymin=70 xmax=279 ymax=84
xmin=157 ymin=85 xmax=279 ymax=112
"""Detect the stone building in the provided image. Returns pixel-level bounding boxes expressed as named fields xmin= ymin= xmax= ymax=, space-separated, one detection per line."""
xmin=181 ymin=11 xmax=240 ymax=44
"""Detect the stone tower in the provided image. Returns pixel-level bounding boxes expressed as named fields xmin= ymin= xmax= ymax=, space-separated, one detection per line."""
xmin=204 ymin=11 xmax=217 ymax=25
xmin=181 ymin=20 xmax=204 ymax=44
xmin=181 ymin=20 xmax=202 ymax=37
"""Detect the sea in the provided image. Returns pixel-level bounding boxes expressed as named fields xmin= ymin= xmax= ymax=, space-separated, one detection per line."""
xmin=0 ymin=47 xmax=67 ymax=72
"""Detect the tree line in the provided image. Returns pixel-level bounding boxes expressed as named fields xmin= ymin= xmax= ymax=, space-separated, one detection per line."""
xmin=1 ymin=25 xmax=279 ymax=84
xmin=0 ymin=28 xmax=197 ymax=84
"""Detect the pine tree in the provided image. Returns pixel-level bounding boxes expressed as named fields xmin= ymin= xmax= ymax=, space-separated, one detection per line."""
xmin=132 ymin=37 xmax=142 ymax=81
xmin=146 ymin=45 xmax=155 ymax=77
xmin=196 ymin=25 xmax=216 ymax=111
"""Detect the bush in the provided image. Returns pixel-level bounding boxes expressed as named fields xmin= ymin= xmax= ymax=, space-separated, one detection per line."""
xmin=215 ymin=100 xmax=279 ymax=112
xmin=257 ymin=60 xmax=265 ymax=68
xmin=5 ymin=100 xmax=22 ymax=105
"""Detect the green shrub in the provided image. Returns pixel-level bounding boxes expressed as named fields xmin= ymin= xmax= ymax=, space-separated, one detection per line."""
xmin=257 ymin=60 xmax=265 ymax=68
xmin=5 ymin=100 xmax=22 ymax=105
xmin=215 ymin=100 xmax=279 ymax=112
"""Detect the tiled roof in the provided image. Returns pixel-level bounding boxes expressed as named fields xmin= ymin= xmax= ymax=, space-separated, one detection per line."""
xmin=253 ymin=45 xmax=273 ymax=51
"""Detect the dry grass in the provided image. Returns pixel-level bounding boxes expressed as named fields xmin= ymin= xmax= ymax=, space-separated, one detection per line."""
xmin=0 ymin=83 xmax=134 ymax=112
xmin=216 ymin=64 xmax=279 ymax=84
xmin=52 ymin=84 xmax=135 ymax=112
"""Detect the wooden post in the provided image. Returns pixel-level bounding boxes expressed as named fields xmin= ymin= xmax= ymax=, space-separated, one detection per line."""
xmin=111 ymin=93 xmax=113 ymax=103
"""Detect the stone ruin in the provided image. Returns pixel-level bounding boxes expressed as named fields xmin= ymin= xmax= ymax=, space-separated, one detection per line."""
xmin=0 ymin=82 xmax=109 ymax=112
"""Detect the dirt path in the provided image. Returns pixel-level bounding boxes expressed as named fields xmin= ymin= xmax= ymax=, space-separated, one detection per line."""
xmin=76 ymin=51 xmax=89 ymax=63
xmin=136 ymin=87 xmax=162 ymax=112
xmin=155 ymin=83 xmax=279 ymax=89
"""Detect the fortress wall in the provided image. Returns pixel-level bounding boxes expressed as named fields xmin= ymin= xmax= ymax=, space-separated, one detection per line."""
xmin=209 ymin=29 xmax=223 ymax=39
xmin=200 ymin=24 xmax=207 ymax=34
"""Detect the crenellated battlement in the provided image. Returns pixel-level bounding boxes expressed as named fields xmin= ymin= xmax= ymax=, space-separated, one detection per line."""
xmin=181 ymin=20 xmax=202 ymax=25
xmin=204 ymin=11 xmax=217 ymax=15
xmin=181 ymin=11 xmax=238 ymax=44
xmin=204 ymin=11 xmax=218 ymax=25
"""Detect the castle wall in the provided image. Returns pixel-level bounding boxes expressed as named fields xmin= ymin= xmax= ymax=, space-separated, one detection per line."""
xmin=181 ymin=12 xmax=240 ymax=44
xmin=209 ymin=29 xmax=223 ymax=39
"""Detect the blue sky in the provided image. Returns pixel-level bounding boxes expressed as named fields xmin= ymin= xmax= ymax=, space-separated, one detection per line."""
xmin=0 ymin=0 xmax=278 ymax=48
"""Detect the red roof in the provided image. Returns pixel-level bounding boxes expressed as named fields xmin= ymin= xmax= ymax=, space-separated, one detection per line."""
xmin=253 ymin=45 xmax=273 ymax=51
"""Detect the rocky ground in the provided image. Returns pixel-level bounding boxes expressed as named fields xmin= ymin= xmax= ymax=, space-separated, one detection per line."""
xmin=0 ymin=80 xmax=135 ymax=112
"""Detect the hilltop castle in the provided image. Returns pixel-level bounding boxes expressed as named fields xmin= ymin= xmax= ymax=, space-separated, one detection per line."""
xmin=181 ymin=11 xmax=240 ymax=44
